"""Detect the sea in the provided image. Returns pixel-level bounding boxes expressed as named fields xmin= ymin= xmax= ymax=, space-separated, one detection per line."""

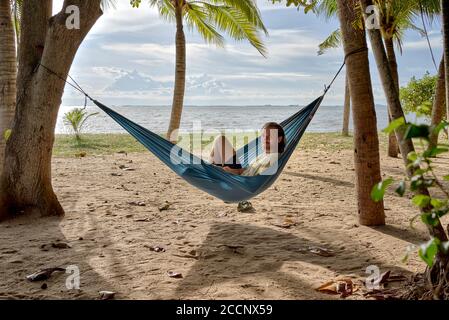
xmin=55 ymin=104 xmax=423 ymax=135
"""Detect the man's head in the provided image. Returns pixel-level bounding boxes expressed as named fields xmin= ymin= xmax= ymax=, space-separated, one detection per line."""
xmin=262 ymin=122 xmax=286 ymax=154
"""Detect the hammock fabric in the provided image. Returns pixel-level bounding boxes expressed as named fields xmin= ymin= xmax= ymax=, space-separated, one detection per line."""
xmin=92 ymin=96 xmax=324 ymax=203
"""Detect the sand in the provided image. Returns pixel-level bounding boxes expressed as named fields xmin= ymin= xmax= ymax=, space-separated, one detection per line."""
xmin=0 ymin=146 xmax=447 ymax=300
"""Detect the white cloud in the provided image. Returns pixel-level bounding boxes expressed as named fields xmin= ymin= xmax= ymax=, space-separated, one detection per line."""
xmin=402 ymin=37 xmax=443 ymax=50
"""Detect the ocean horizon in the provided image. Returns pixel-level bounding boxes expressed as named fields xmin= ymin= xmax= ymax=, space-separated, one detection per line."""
xmin=56 ymin=104 xmax=423 ymax=135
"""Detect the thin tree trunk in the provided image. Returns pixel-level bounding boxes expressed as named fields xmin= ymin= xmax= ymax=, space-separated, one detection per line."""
xmin=342 ymin=73 xmax=351 ymax=136
xmin=384 ymin=37 xmax=400 ymax=158
xmin=0 ymin=0 xmax=103 ymax=221
xmin=429 ymin=56 xmax=446 ymax=149
xmin=360 ymin=0 xmax=448 ymax=244
xmin=167 ymin=4 xmax=186 ymax=143
xmin=443 ymin=0 xmax=449 ymax=136
xmin=0 ymin=0 xmax=17 ymax=174
xmin=336 ymin=0 xmax=385 ymax=226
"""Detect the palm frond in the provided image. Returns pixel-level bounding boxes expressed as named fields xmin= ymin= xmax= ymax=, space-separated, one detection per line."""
xmin=318 ymin=28 xmax=341 ymax=55
xmin=316 ymin=0 xmax=337 ymax=21
xmin=207 ymin=0 xmax=268 ymax=35
xmin=184 ymin=3 xmax=225 ymax=47
xmin=101 ymin=0 xmax=116 ymax=11
xmin=198 ymin=3 xmax=267 ymax=57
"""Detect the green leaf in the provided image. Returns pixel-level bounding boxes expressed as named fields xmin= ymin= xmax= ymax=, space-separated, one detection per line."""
xmin=3 ymin=129 xmax=11 ymax=142
xmin=419 ymin=238 xmax=440 ymax=267
xmin=371 ymin=178 xmax=394 ymax=202
xmin=443 ymin=175 xmax=449 ymax=181
xmin=395 ymin=180 xmax=406 ymax=197
xmin=421 ymin=212 xmax=441 ymax=227
xmin=407 ymin=151 xmax=418 ymax=162
xmin=412 ymin=195 xmax=431 ymax=208
xmin=405 ymin=124 xmax=430 ymax=140
xmin=383 ymin=117 xmax=405 ymax=134
xmin=425 ymin=147 xmax=449 ymax=158
xmin=410 ymin=175 xmax=424 ymax=191
xmin=433 ymin=121 xmax=449 ymax=135
xmin=430 ymin=198 xmax=446 ymax=209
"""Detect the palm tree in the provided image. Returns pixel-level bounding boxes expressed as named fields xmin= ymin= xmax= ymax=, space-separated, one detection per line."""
xmin=336 ymin=0 xmax=385 ymax=226
xmin=442 ymin=0 xmax=449 ymax=130
xmin=0 ymin=0 xmax=17 ymax=172
xmin=317 ymin=29 xmax=351 ymax=136
xmin=429 ymin=56 xmax=445 ymax=149
xmin=316 ymin=0 xmax=440 ymax=157
xmin=360 ymin=0 xmax=448 ymax=241
xmin=10 ymin=0 xmax=21 ymax=44
xmin=131 ymin=0 xmax=267 ymax=142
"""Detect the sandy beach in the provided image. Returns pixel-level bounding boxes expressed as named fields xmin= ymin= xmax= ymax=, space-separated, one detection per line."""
xmin=1 ymin=134 xmax=447 ymax=300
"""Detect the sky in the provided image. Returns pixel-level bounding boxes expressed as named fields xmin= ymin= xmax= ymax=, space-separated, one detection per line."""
xmin=55 ymin=0 xmax=444 ymax=106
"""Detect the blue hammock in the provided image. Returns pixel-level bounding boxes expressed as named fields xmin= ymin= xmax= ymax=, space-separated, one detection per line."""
xmin=92 ymin=96 xmax=323 ymax=203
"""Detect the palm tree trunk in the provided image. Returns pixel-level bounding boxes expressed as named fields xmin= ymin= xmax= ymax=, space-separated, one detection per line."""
xmin=342 ymin=73 xmax=351 ymax=136
xmin=336 ymin=0 xmax=385 ymax=226
xmin=384 ymin=37 xmax=400 ymax=158
xmin=0 ymin=0 xmax=17 ymax=175
xmin=0 ymin=0 xmax=103 ymax=221
xmin=429 ymin=56 xmax=446 ymax=149
xmin=167 ymin=4 xmax=186 ymax=143
xmin=443 ymin=0 xmax=449 ymax=139
xmin=360 ymin=0 xmax=448 ymax=281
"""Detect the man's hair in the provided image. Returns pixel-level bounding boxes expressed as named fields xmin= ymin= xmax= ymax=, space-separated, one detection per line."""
xmin=262 ymin=122 xmax=286 ymax=153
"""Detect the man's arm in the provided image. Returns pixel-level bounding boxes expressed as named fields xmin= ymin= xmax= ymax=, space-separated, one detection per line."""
xmin=222 ymin=167 xmax=245 ymax=175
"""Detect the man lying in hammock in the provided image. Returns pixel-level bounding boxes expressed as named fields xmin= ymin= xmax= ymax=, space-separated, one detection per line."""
xmin=209 ymin=122 xmax=287 ymax=176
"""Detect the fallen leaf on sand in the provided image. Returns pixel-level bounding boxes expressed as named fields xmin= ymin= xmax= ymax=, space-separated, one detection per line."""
xmin=111 ymin=173 xmax=123 ymax=177
xmin=363 ymin=289 xmax=400 ymax=300
xmin=146 ymin=245 xmax=166 ymax=253
xmin=218 ymin=244 xmax=244 ymax=254
xmin=316 ymin=278 xmax=358 ymax=298
xmin=26 ymin=268 xmax=66 ymax=282
xmin=40 ymin=242 xmax=71 ymax=251
xmin=306 ymin=246 xmax=335 ymax=257
xmin=75 ymin=152 xmax=87 ymax=158
xmin=128 ymin=201 xmax=146 ymax=207
xmin=167 ymin=271 xmax=183 ymax=279
xmin=221 ymin=244 xmax=244 ymax=250
xmin=159 ymin=202 xmax=171 ymax=211
xmin=369 ymin=271 xmax=407 ymax=288
xmin=99 ymin=291 xmax=116 ymax=300
xmin=271 ymin=218 xmax=297 ymax=229
xmin=51 ymin=242 xmax=72 ymax=249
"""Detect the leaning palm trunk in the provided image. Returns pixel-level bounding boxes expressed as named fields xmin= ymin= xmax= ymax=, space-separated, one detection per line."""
xmin=429 ymin=57 xmax=446 ymax=149
xmin=384 ymin=37 xmax=400 ymax=158
xmin=336 ymin=0 xmax=385 ymax=226
xmin=443 ymin=0 xmax=449 ymax=132
xmin=167 ymin=5 xmax=186 ymax=143
xmin=0 ymin=0 xmax=17 ymax=174
xmin=342 ymin=73 xmax=351 ymax=136
xmin=360 ymin=0 xmax=449 ymax=287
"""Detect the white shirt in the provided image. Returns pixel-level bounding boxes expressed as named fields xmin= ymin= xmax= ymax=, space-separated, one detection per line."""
xmin=241 ymin=153 xmax=280 ymax=177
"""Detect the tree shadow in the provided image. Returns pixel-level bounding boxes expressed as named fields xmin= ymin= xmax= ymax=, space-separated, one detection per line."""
xmin=172 ymin=222 xmax=413 ymax=299
xmin=371 ymin=225 xmax=428 ymax=245
xmin=283 ymin=171 xmax=354 ymax=188
xmin=0 ymin=191 xmax=117 ymax=300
